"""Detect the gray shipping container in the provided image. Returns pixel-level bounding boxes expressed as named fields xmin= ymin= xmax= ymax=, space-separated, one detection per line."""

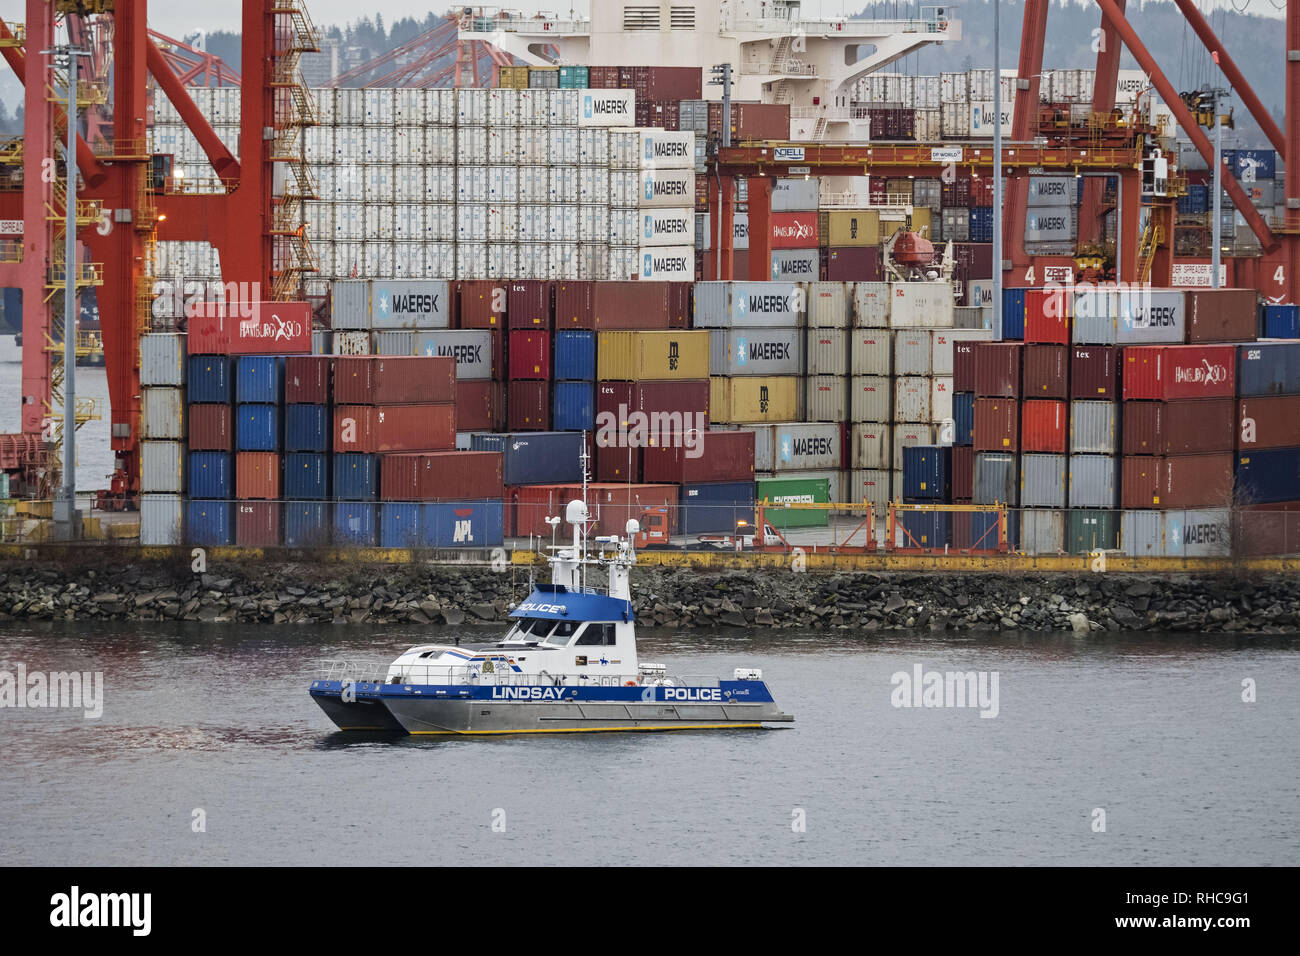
xmin=709 ymin=328 xmax=803 ymax=376
xmin=851 ymin=375 xmax=892 ymax=422
xmin=893 ymin=330 xmax=932 ymax=376
xmin=806 ymin=327 xmax=848 ymax=376
xmin=807 ymin=282 xmax=851 ymax=328
xmin=1072 ymin=288 xmax=1186 ymax=345
xmin=331 ymin=279 xmax=371 ymax=329
xmin=332 ymin=331 xmax=371 ymax=355
xmin=853 ymin=282 xmax=892 ymax=328
xmin=693 ymin=281 xmax=805 ymax=328
xmin=312 ymin=330 xmax=331 ymax=355
xmin=372 ymin=329 xmax=495 ymax=379
xmin=851 ymin=423 xmax=891 ymax=469
xmin=1068 ymin=454 xmax=1119 ymax=508
xmin=1163 ymin=508 xmax=1232 ymax=557
xmin=769 ymin=423 xmax=842 ymax=472
xmin=849 ymin=468 xmax=892 ymax=515
xmin=953 ymin=306 xmax=990 ymax=330
xmin=804 ymin=375 xmax=848 ymax=422
xmin=142 ymin=387 xmax=185 ymax=440
xmin=893 ymin=377 xmax=931 ymax=422
xmin=1021 ymin=453 xmax=1067 ymax=508
xmin=140 ymin=441 xmax=184 ymax=494
xmin=369 ymin=280 xmax=452 ymax=329
xmin=850 ymin=330 xmax=892 ymax=376
xmin=1120 ymin=509 xmax=1162 ymax=556
xmin=140 ymin=494 xmax=184 ymax=546
xmin=769 ymin=249 xmax=819 ymax=281
xmin=1069 ymin=401 xmax=1118 ymax=454
xmin=139 ymin=333 xmax=187 ymax=386
xmin=771 ymin=177 xmax=821 ymax=212
xmin=975 ymin=452 xmax=1019 ymax=506
xmin=1020 ymin=509 xmax=1066 ymax=555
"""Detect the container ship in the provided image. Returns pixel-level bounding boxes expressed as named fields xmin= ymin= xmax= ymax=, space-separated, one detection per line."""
xmin=1 ymin=1 xmax=1298 ymax=562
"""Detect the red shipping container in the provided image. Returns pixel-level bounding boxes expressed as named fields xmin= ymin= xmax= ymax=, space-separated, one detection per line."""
xmin=458 ymin=280 xmax=507 ymax=328
xmin=1024 ymin=289 xmax=1071 ymax=344
xmin=455 ymin=379 xmax=505 ymax=432
xmin=1020 ymin=400 xmax=1068 ymax=453
xmin=592 ymin=282 xmax=671 ymax=329
xmin=642 ymin=430 xmax=755 ymax=484
xmin=1123 ymin=399 xmax=1235 ymax=455
xmin=1070 ymin=345 xmax=1120 ymax=399
xmin=1021 ymin=344 xmax=1069 ymax=399
xmin=507 ymin=380 xmax=550 ymax=431
xmin=513 ymin=484 xmax=581 ymax=538
xmin=952 ymin=445 xmax=974 ymax=500
xmin=285 ymin=356 xmax=330 ymax=404
xmin=235 ymin=501 xmax=282 ymax=547
xmin=188 ymin=403 xmax=232 ymax=452
xmin=825 ymin=247 xmax=883 ymax=282
xmin=185 ymin=301 xmax=312 ymax=355
xmin=973 ymin=342 xmax=1023 ymax=397
xmin=380 ymin=451 xmax=505 ymax=502
xmin=587 ymin=482 xmax=680 ymax=536
xmin=1185 ymin=288 xmax=1258 ymax=343
xmin=1120 ymin=453 xmax=1235 ymax=509
xmin=334 ymin=404 xmax=456 ymax=453
xmin=507 ymin=281 xmax=552 ymax=329
xmin=333 ymin=356 xmax=457 ymax=405
xmin=588 ymin=66 xmax=619 ymax=88
xmin=953 ymin=341 xmax=979 ymax=392
xmin=1237 ymin=396 xmax=1300 ymax=450
xmin=973 ymin=398 xmax=1020 ymax=452
xmin=667 ymin=282 xmax=692 ymax=328
xmin=235 ymin=451 xmax=281 ymax=500
xmin=1121 ymin=345 xmax=1236 ymax=400
xmin=770 ymin=211 xmax=819 ymax=249
xmin=508 ymin=330 xmax=551 ymax=380
xmin=553 ymin=281 xmax=594 ymax=329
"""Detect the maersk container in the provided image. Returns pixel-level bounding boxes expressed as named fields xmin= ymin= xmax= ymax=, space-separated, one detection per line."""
xmin=421 ymin=500 xmax=506 ymax=548
xmin=188 ymin=355 xmax=233 ymax=403
xmin=850 ymin=330 xmax=892 ymax=376
xmin=141 ymin=441 xmax=184 ymax=494
xmin=888 ymin=282 xmax=954 ymax=328
xmin=768 ymin=423 xmax=841 ymax=472
xmin=1020 ymin=453 xmax=1067 ymax=508
xmin=998 ymin=288 xmax=1026 ymax=341
xmin=471 ymin=431 xmax=585 ymax=485
xmin=1237 ymin=342 xmax=1300 ymax=396
xmin=932 ymin=329 xmax=994 ymax=377
xmin=554 ymin=331 xmax=596 ymax=380
xmin=140 ymin=494 xmax=184 ymax=546
xmin=851 ymin=424 xmax=891 ymax=469
xmin=373 ymin=330 xmax=499 ymax=380
xmin=709 ymin=328 xmax=803 ymax=376
xmin=974 ymin=453 xmax=1019 ymax=505
xmin=769 ymin=249 xmax=819 ymax=281
xmin=140 ymin=333 xmax=187 ymax=386
xmin=1068 ymin=508 xmax=1119 ymax=553
xmin=1262 ymin=304 xmax=1300 ymax=339
xmin=235 ymin=356 xmax=284 ymax=404
xmin=902 ymin=445 xmax=951 ymax=500
xmin=142 ymin=388 xmax=185 ymax=440
xmin=850 ymin=376 xmax=891 ymax=423
xmin=894 ymin=377 xmax=931 ymax=421
xmin=283 ymin=501 xmax=330 ymax=547
xmin=1235 ymin=448 xmax=1300 ymax=504
xmin=693 ymin=282 xmax=804 ymax=328
xmin=284 ymin=404 xmax=329 ymax=453
xmin=552 ymin=382 xmax=594 ymax=431
xmin=806 ymin=328 xmax=847 ymax=376
xmin=803 ymin=375 xmax=846 ymax=423
xmin=755 ymin=477 xmax=831 ymax=530
xmin=679 ymin=480 xmax=756 ymax=535
xmin=187 ymin=452 xmax=231 ymax=500
xmin=1072 ymin=287 xmax=1186 ymax=344
xmin=854 ymin=282 xmax=891 ymax=328
xmin=1164 ymin=508 xmax=1232 ymax=556
xmin=186 ymin=500 xmax=233 ymax=547
xmin=893 ymin=330 xmax=932 ymax=376
xmin=1069 ymin=454 xmax=1119 ymax=508
xmin=1070 ymin=401 xmax=1118 ymax=454
xmin=235 ymin=404 xmax=281 ymax=452
xmin=334 ymin=502 xmax=378 ymax=547
xmin=953 ymin=392 xmax=974 ymax=445
xmin=806 ymin=282 xmax=850 ymax=328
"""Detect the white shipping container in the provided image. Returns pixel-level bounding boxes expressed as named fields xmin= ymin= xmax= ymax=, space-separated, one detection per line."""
xmin=639 ymin=167 xmax=695 ymax=208
xmin=577 ymin=88 xmax=635 ymax=127
xmin=363 ymin=204 xmax=393 ymax=240
xmin=139 ymin=333 xmax=186 ymax=386
xmin=639 ymin=128 xmax=695 ymax=169
xmin=894 ymin=330 xmax=933 ymax=375
xmin=608 ymin=129 xmax=640 ymax=169
xmin=393 ymin=88 xmax=424 ymax=124
xmin=518 ymin=89 xmax=548 ymax=126
xmin=333 ymin=331 xmax=371 ymax=355
xmin=852 ymin=424 xmax=892 ymax=469
xmin=332 ymin=242 xmax=363 ymax=278
xmin=940 ymin=102 xmax=971 ymax=138
xmin=426 ymin=204 xmax=455 ymax=239
xmin=894 ymin=377 xmax=931 ymax=422
xmin=806 ymin=328 xmax=847 ymax=376
xmin=427 ymin=242 xmax=455 ymax=278
xmin=608 ymin=207 xmax=638 ymax=245
xmin=426 ymin=127 xmax=457 ymax=165
xmin=456 ymin=87 xmax=489 ymax=125
xmin=548 ymin=127 xmax=580 ymax=166
xmin=639 ymin=207 xmax=694 ymax=245
xmin=140 ymin=441 xmax=184 ymax=494
xmin=771 ymin=177 xmax=820 ymax=212
xmin=457 ymin=166 xmax=488 ymax=203
xmin=456 ymin=126 xmax=487 ymax=164
xmin=305 ymin=125 xmax=332 ymax=164
xmin=549 ymin=243 xmax=578 ymax=280
xmin=579 ymin=204 xmax=610 ymax=242
xmin=889 ymin=282 xmax=954 ymax=328
xmin=142 ymin=387 xmax=185 ymax=440
xmin=549 ymin=166 xmax=580 ymax=204
xmin=392 ymin=242 xmax=425 ymax=279
xmin=363 ymin=88 xmax=394 ymax=126
xmin=487 ymin=88 xmax=519 ymax=126
xmin=609 ymin=169 xmax=642 ymax=206
xmin=394 ymin=206 xmax=423 ymax=240
xmin=393 ymin=166 xmax=423 ymax=202
xmin=854 ymin=282 xmax=891 ymax=327
xmin=548 ymin=205 xmax=579 ymax=242
xmin=425 ymin=166 xmax=456 ymax=203
xmin=487 ymin=243 xmax=519 ymax=279
xmin=765 ymin=423 xmax=842 ymax=472
xmin=579 ymin=127 xmax=610 ymax=165
xmin=607 ymin=246 xmax=640 ymax=281
xmin=488 ymin=205 xmax=519 ymax=242
xmin=804 ymin=375 xmax=847 ymax=422
xmin=140 ymin=494 xmax=184 ymax=546
xmin=364 ymin=127 xmax=394 ymax=163
xmin=931 ymin=376 xmax=953 ymax=425
xmin=517 ymin=127 xmax=549 ymax=164
xmin=487 ymin=127 xmax=518 ymax=165
xmin=488 ymin=165 xmax=518 ymax=203
xmin=458 ymin=242 xmax=488 ymax=279
xmin=518 ymin=166 xmax=550 ymax=204
xmin=548 ymin=89 xmax=581 ymax=125
xmin=518 ymin=243 xmax=548 ymax=279
xmin=363 ymin=165 xmax=393 ymax=204
xmin=335 ymin=89 xmax=363 ymax=125
xmin=520 ymin=205 xmax=549 ymax=242
xmin=638 ymin=245 xmax=694 ymax=281
xmin=458 ymin=204 xmax=488 ymax=242
xmin=892 ymin=423 xmax=935 ymax=468
xmin=577 ymin=243 xmax=609 ymax=281
xmin=579 ymin=166 xmax=609 ymax=203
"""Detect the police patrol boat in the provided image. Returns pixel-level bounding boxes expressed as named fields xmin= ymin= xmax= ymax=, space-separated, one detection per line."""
xmin=309 ymin=497 xmax=793 ymax=736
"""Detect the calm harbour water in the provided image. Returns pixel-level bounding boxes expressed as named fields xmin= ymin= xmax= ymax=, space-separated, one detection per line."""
xmin=0 ymin=621 xmax=1297 ymax=866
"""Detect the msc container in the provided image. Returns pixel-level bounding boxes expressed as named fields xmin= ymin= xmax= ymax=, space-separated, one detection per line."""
xmin=333 ymin=404 xmax=456 ymax=453
xmin=902 ymin=445 xmax=951 ymax=500
xmin=709 ymin=376 xmax=799 ymax=423
xmin=888 ymin=282 xmax=954 ymax=328
xmin=187 ymin=451 xmax=231 ymax=499
xmin=1184 ymin=288 xmax=1258 ymax=343
xmin=470 ymin=431 xmax=586 ymax=486
xmin=188 ymin=355 xmax=233 ymax=404
xmin=1068 ymin=509 xmax=1119 ymax=553
xmin=1237 ymin=395 xmax=1300 ymax=449
xmin=853 ymin=282 xmax=891 ymax=327
xmin=1070 ymin=345 xmax=1120 ymax=399
xmin=554 ymin=330 xmax=596 ymax=380
xmin=188 ymin=403 xmax=231 ymax=452
xmin=140 ymin=333 xmax=187 ymax=386
xmin=1122 ymin=345 xmax=1236 ymax=400
xmin=1024 ymin=288 xmax=1071 ymax=344
xmin=1121 ymin=453 xmax=1235 ymax=508
xmin=235 ymin=404 xmax=281 ymax=452
xmin=851 ymin=424 xmax=891 ymax=470
xmin=1021 ymin=344 xmax=1069 ymax=399
xmin=332 ymin=453 xmax=378 ymax=500
xmin=1019 ymin=509 xmax=1066 ymax=555
xmin=1070 ymin=401 xmax=1118 ymax=454
xmin=678 ymin=481 xmax=756 ymax=535
xmin=894 ymin=377 xmax=931 ymax=421
xmin=140 ymin=494 xmax=184 ymax=546
xmin=974 ymin=453 xmax=1019 ymax=506
xmin=332 ymin=355 xmax=457 ymax=404
xmin=850 ymin=376 xmax=891 ymax=423
xmin=333 ymin=502 xmax=378 ymax=547
xmin=235 ymin=355 xmax=284 ymax=404
xmin=710 ymin=328 xmax=803 ymax=376
xmin=973 ymin=398 xmax=1019 ymax=451
xmin=893 ymin=330 xmax=932 ymax=376
xmin=931 ymin=329 xmax=993 ymax=377
xmin=1068 ymin=454 xmax=1119 ymax=508
xmin=285 ymin=356 xmax=330 ymax=403
xmin=284 ymin=453 xmax=328 ymax=499
xmin=1237 ymin=341 xmax=1300 ymax=397
xmin=850 ymin=330 xmax=892 ymax=377
xmin=458 ymin=280 xmax=507 ymax=328
xmin=643 ymin=430 xmax=755 ymax=484
xmin=140 ymin=441 xmax=184 ymax=494
xmin=552 ymin=381 xmax=594 ymax=431
xmin=1123 ymin=398 xmax=1234 ymax=455
xmin=283 ymin=501 xmax=331 ymax=547
xmin=186 ymin=500 xmax=233 ymax=547
xmin=142 ymin=388 xmax=185 ymax=440
xmin=973 ymin=342 xmax=1022 ymax=397
xmin=596 ymin=330 xmax=710 ymax=381
xmin=1020 ymin=453 xmax=1067 ymax=508
xmin=1021 ymin=400 xmax=1067 ymax=453
xmin=806 ymin=328 xmax=847 ymax=376
xmin=1235 ymin=448 xmax=1300 ymax=504
xmin=284 ymin=403 xmax=329 ymax=452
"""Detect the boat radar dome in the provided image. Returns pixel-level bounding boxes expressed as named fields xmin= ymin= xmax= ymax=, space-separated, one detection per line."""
xmin=625 ymin=518 xmax=640 ymax=536
xmin=565 ymin=499 xmax=589 ymax=526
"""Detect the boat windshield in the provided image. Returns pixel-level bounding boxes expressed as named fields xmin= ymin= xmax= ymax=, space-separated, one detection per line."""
xmin=542 ymin=620 xmax=582 ymax=646
xmin=508 ymin=618 xmax=555 ymax=641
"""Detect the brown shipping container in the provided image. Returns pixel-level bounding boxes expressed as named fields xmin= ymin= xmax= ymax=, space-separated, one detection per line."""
xmin=554 ymin=281 xmax=594 ymax=329
xmin=973 ymin=342 xmax=1023 ymax=398
xmin=592 ymin=281 xmax=671 ymax=329
xmin=973 ymin=398 xmax=1020 ymax=452
xmin=667 ymin=282 xmax=692 ymax=328
xmin=1122 ymin=398 xmax=1235 ymax=455
xmin=284 ymin=356 xmax=331 ymax=404
xmin=642 ymin=430 xmax=755 ymax=484
xmin=594 ymin=380 xmax=710 ymax=480
xmin=332 ymin=356 xmax=457 ymax=405
xmin=455 ymin=379 xmax=505 ymax=432
xmin=1236 ymin=395 xmax=1300 ymax=449
xmin=188 ymin=403 xmax=232 ymax=451
xmin=1022 ymin=345 xmax=1069 ymax=399
xmin=1120 ymin=453 xmax=1236 ymax=509
xmin=596 ymin=444 xmax=642 ymax=482
xmin=952 ymin=445 xmax=974 ymax=500
xmin=507 ymin=281 xmax=552 ymax=330
xmin=235 ymin=451 xmax=281 ymax=500
xmin=458 ymin=280 xmax=507 ymax=328
xmin=953 ymin=341 xmax=978 ymax=392
xmin=731 ymin=103 xmax=792 ymax=141
xmin=637 ymin=66 xmax=702 ymax=102
xmin=588 ymin=66 xmax=619 ymax=89
xmin=333 ymin=404 xmax=456 ymax=453
xmin=1235 ymin=501 xmax=1300 ymax=556
xmin=825 ymin=247 xmax=883 ymax=282
xmin=507 ymin=380 xmax=550 ymax=431
xmin=587 ymin=482 xmax=680 ymax=536
xmin=380 ymin=451 xmax=505 ymax=502
xmin=235 ymin=501 xmax=281 ymax=547
xmin=1185 ymin=288 xmax=1258 ymax=343
xmin=1070 ymin=345 xmax=1119 ymax=399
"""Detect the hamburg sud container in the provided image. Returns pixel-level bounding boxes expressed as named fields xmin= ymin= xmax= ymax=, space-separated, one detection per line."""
xmin=642 ymin=430 xmax=755 ymax=484
xmin=369 ymin=280 xmax=452 ymax=329
xmin=470 ymin=432 xmax=585 ymax=486
xmin=1237 ymin=342 xmax=1300 ymax=397
xmin=1122 ymin=399 xmax=1235 ymax=455
xmin=1121 ymin=345 xmax=1236 ymax=400
xmin=596 ymin=331 xmax=710 ymax=381
xmin=710 ymin=328 xmax=803 ymax=376
xmin=379 ymin=451 xmax=504 ymax=501
xmin=692 ymin=282 xmax=804 ymax=328
xmin=334 ymin=405 xmax=455 ymax=454
xmin=1184 ymin=288 xmax=1258 ymax=343
xmin=1021 ymin=344 xmax=1069 ymax=399
xmin=1070 ymin=345 xmax=1119 ymax=399
xmin=1120 ymin=454 xmax=1235 ymax=509
xmin=1237 ymin=396 xmax=1300 ymax=449
xmin=1073 ymin=287 xmax=1186 ymax=345
xmin=332 ymin=356 xmax=457 ymax=404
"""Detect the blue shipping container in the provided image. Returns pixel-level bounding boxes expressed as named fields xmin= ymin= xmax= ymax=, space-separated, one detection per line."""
xmin=188 ymin=451 xmax=232 ymax=499
xmin=552 ymin=381 xmax=595 ymax=432
xmin=423 ymin=500 xmax=505 ymax=548
xmin=1237 ymin=342 xmax=1300 ymax=397
xmin=953 ymin=391 xmax=974 ymax=445
xmin=894 ymin=509 xmax=952 ymax=549
xmin=554 ymin=331 xmax=596 ymax=380
xmin=999 ymin=288 xmax=1026 ymax=341
xmin=969 ymin=207 xmax=994 ymax=243
xmin=235 ymin=355 xmax=284 ymax=404
xmin=902 ymin=445 xmax=952 ymax=500
xmin=285 ymin=403 xmax=330 ymax=452
xmin=1263 ymin=304 xmax=1300 ymax=340
xmin=186 ymin=500 xmax=233 ymax=546
xmin=679 ymin=480 xmax=756 ymax=535
xmin=1225 ymin=149 xmax=1276 ymax=183
xmin=1178 ymin=183 xmax=1209 ymax=215
xmin=968 ymin=509 xmax=1020 ymax=550
xmin=236 ymin=404 xmax=281 ymax=452
xmin=187 ymin=355 xmax=233 ymax=404
xmin=333 ymin=454 xmax=378 ymax=500
xmin=284 ymin=452 xmax=329 ymax=499
xmin=380 ymin=502 xmax=423 ymax=548
xmin=284 ymin=501 xmax=331 ymax=547
xmin=334 ymin=502 xmax=378 ymax=546
xmin=1236 ymin=448 xmax=1300 ymax=504
xmin=470 ymin=431 xmax=586 ymax=485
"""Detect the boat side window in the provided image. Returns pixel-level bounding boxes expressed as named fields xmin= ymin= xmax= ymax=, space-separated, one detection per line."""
xmin=576 ymin=623 xmax=616 ymax=646
xmin=547 ymin=620 xmax=580 ymax=646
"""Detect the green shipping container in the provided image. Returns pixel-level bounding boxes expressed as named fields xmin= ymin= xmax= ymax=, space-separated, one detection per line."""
xmin=1068 ymin=509 xmax=1119 ymax=554
xmin=756 ymin=477 xmax=831 ymax=529
xmin=558 ymin=66 xmax=589 ymax=88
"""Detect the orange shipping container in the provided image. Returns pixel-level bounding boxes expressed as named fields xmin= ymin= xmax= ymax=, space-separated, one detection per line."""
xmin=235 ymin=451 xmax=281 ymax=500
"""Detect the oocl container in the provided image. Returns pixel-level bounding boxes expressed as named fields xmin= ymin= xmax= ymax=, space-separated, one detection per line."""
xmin=1122 ymin=398 xmax=1235 ymax=455
xmin=850 ymin=376 xmax=891 ymax=423
xmin=851 ymin=424 xmax=891 ymax=469
xmin=806 ymin=329 xmax=847 ymax=376
xmin=894 ymin=377 xmax=931 ymax=421
xmin=853 ymin=282 xmax=891 ymax=328
xmin=893 ymin=330 xmax=932 ymax=376
xmin=332 ymin=356 xmax=457 ymax=405
xmin=888 ymin=282 xmax=954 ymax=328
xmin=596 ymin=330 xmax=710 ymax=381
xmin=1120 ymin=453 xmax=1235 ymax=508
xmin=850 ymin=330 xmax=892 ymax=377
xmin=806 ymin=282 xmax=850 ymax=328
xmin=1121 ymin=345 xmax=1236 ymax=400
xmin=333 ymin=404 xmax=456 ymax=453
